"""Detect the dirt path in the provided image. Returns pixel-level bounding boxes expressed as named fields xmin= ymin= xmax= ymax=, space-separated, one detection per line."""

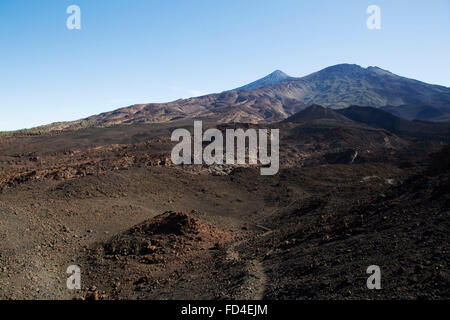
xmin=225 ymin=223 xmax=274 ymax=300
xmin=223 ymin=201 xmax=298 ymax=299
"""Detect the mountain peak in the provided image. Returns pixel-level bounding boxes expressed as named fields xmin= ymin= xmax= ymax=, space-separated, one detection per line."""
xmin=270 ymin=69 xmax=289 ymax=77
xmin=233 ymin=69 xmax=295 ymax=91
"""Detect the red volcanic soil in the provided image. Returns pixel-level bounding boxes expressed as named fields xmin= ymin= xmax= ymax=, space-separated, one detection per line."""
xmin=0 ymin=121 xmax=448 ymax=300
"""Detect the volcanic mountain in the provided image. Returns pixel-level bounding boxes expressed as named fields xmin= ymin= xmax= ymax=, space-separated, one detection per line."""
xmin=28 ymin=64 xmax=450 ymax=132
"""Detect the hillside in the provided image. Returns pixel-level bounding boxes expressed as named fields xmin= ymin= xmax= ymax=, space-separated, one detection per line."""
xmin=337 ymin=106 xmax=450 ymax=142
xmin=283 ymin=104 xmax=354 ymax=124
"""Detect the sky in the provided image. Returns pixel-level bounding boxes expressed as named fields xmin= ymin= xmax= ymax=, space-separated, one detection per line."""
xmin=0 ymin=0 xmax=449 ymax=131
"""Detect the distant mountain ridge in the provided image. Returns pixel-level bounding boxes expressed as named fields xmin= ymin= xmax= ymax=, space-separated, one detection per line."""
xmin=336 ymin=105 xmax=450 ymax=142
xmin=25 ymin=64 xmax=450 ymax=132
xmin=283 ymin=104 xmax=450 ymax=142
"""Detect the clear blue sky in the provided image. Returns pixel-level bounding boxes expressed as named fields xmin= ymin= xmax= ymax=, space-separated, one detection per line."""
xmin=1 ymin=0 xmax=449 ymax=130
